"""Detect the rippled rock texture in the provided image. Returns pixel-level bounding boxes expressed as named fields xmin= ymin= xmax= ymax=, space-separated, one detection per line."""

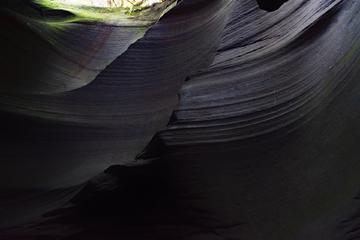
xmin=2 ymin=0 xmax=360 ymax=239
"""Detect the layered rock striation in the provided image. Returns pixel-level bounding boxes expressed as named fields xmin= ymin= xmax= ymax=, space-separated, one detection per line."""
xmin=2 ymin=0 xmax=360 ymax=239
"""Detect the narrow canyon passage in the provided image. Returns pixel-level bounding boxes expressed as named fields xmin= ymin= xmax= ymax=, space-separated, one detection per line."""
xmin=1 ymin=0 xmax=360 ymax=239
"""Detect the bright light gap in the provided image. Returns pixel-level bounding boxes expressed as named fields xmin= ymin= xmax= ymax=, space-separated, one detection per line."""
xmin=52 ymin=0 xmax=164 ymax=7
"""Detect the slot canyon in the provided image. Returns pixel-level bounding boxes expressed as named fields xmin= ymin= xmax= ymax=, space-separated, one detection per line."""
xmin=1 ymin=0 xmax=360 ymax=239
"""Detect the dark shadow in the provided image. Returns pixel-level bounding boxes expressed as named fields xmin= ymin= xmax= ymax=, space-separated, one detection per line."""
xmin=136 ymin=133 xmax=169 ymax=160
xmin=68 ymin=163 xmax=174 ymax=217
xmin=256 ymin=0 xmax=289 ymax=12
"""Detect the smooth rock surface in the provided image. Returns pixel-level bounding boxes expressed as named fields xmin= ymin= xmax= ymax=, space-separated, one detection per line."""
xmin=2 ymin=0 xmax=360 ymax=239
xmin=0 ymin=0 xmax=234 ymax=229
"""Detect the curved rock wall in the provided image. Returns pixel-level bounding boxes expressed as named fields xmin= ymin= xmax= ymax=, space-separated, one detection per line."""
xmin=2 ymin=0 xmax=360 ymax=239
xmin=159 ymin=0 xmax=348 ymax=146
xmin=0 ymin=0 xmax=234 ymax=228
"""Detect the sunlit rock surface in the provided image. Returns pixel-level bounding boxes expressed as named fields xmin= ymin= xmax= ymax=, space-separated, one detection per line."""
xmin=56 ymin=0 xmax=164 ymax=8
xmin=2 ymin=0 xmax=360 ymax=239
